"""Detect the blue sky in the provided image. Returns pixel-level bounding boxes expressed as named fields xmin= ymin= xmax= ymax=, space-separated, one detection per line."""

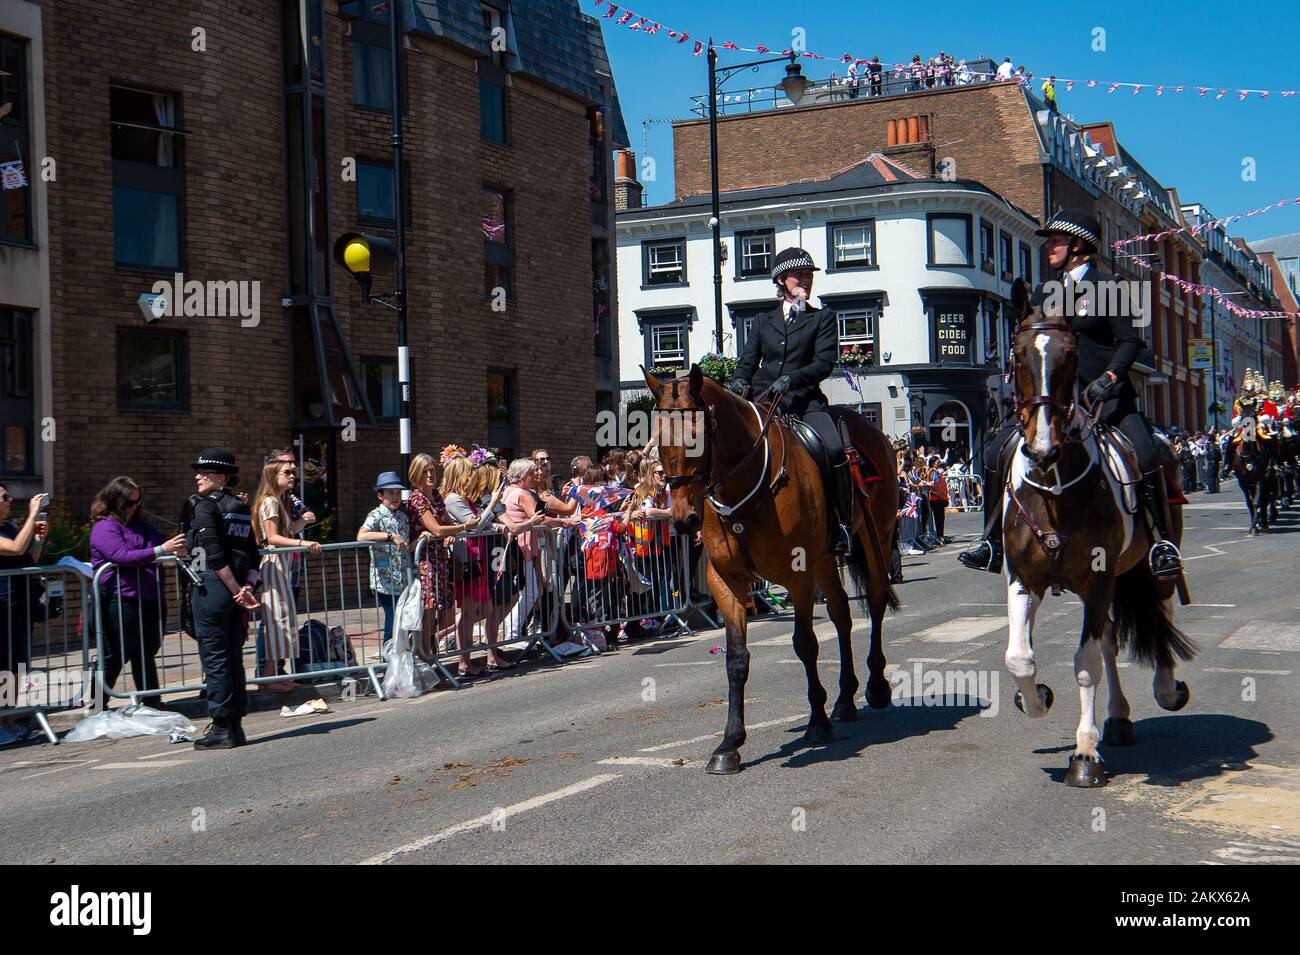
xmin=598 ymin=0 xmax=1300 ymax=243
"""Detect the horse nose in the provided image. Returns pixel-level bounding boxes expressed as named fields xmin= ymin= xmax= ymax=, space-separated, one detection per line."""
xmin=1040 ymin=446 xmax=1061 ymax=467
xmin=677 ymin=513 xmax=702 ymax=534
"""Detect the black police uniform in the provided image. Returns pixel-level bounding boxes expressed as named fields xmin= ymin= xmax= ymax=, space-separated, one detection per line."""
xmin=733 ymin=297 xmax=853 ymax=551
xmin=185 ymin=466 xmax=259 ymax=738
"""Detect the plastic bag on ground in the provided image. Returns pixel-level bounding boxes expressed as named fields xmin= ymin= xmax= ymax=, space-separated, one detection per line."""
xmin=65 ymin=705 xmax=197 ymax=743
xmin=381 ymin=631 xmax=423 ymax=699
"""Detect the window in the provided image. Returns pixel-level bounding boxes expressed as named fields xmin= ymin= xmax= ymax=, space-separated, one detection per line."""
xmin=650 ymin=323 xmax=688 ymax=368
xmin=998 ymin=231 xmax=1013 ymax=280
xmin=357 ymin=160 xmax=395 ymax=223
xmin=1019 ymin=242 xmax=1032 ymax=283
xmin=643 ymin=238 xmax=686 ymax=286
xmin=1 ymin=34 xmax=32 ymax=244
xmin=735 ymin=229 xmax=774 ymax=278
xmin=979 ymin=220 xmax=994 ymax=272
xmin=829 ymin=219 xmax=876 ymax=269
xmin=0 ymin=308 xmax=34 ymax=474
xmin=729 ymin=306 xmax=767 ymax=353
xmin=927 ymin=214 xmax=972 ymax=267
xmin=486 ymin=368 xmax=516 ymax=458
xmin=117 ymin=329 xmax=188 ymax=411
xmin=479 ymin=4 xmax=509 ymax=144
xmin=482 ymin=187 xmax=512 ymax=299
xmin=352 ymin=42 xmax=393 ymax=111
xmin=362 ymin=356 xmax=401 ymax=423
xmin=111 ymin=86 xmax=183 ymax=269
xmin=836 ymin=308 xmax=876 ymax=346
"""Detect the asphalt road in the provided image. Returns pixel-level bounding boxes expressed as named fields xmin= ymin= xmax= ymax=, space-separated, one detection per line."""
xmin=2 ymin=493 xmax=1296 ymax=865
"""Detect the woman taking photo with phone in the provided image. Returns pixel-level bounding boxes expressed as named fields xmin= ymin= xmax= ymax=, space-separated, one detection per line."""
xmin=89 ymin=477 xmax=185 ymax=709
xmin=252 ymin=458 xmax=321 ymax=691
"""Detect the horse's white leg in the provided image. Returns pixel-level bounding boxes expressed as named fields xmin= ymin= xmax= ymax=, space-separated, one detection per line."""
xmin=1005 ymin=578 xmax=1051 ymax=717
xmin=1065 ymin=632 xmax=1109 ymax=786
xmin=1152 ymin=595 xmax=1190 ymax=710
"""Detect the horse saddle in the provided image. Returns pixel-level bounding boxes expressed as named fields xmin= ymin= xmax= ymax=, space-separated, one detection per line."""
xmin=1094 ymin=425 xmax=1141 ymax=514
xmin=786 ymin=408 xmax=884 ymax=496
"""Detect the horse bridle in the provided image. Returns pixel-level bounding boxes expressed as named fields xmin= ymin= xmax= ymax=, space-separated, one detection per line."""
xmin=662 ymin=392 xmax=783 ymax=516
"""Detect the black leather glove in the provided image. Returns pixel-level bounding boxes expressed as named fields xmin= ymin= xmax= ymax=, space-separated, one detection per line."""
xmin=1085 ymin=373 xmax=1115 ymax=405
xmin=727 ymin=379 xmax=749 ymax=396
xmin=770 ymin=375 xmax=792 ymax=396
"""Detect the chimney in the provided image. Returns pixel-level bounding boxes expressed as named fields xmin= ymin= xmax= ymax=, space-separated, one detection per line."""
xmin=614 ymin=149 xmax=643 ymax=211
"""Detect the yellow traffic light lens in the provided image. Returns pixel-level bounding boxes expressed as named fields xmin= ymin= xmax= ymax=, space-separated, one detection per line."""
xmin=342 ymin=239 xmax=371 ymax=274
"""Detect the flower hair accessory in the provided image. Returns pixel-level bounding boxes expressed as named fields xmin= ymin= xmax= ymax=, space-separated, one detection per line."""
xmin=439 ymin=444 xmax=468 ymax=466
xmin=469 ymin=445 xmax=493 ymax=467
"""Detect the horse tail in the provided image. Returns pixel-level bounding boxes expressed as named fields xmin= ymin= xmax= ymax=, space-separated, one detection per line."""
xmin=1111 ymin=564 xmax=1196 ymax=668
xmin=847 ymin=525 xmax=899 ymax=614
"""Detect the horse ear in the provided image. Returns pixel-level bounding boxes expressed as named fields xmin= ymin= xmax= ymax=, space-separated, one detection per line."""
xmin=1011 ymin=277 xmax=1030 ymax=319
xmin=688 ymin=363 xmax=704 ymax=397
xmin=642 ymin=365 xmax=663 ymax=399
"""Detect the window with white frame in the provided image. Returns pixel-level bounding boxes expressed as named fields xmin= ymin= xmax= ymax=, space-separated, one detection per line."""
xmin=830 ymin=220 xmax=876 ymax=268
xmin=644 ymin=238 xmax=686 ymax=285
xmin=928 ymin=214 xmax=971 ymax=267
xmin=650 ymin=322 xmax=688 ymax=368
xmin=736 ymin=230 xmax=773 ymax=277
xmin=836 ymin=308 xmax=876 ymax=346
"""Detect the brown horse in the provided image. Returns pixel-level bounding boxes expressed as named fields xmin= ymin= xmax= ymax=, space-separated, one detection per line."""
xmin=645 ymin=365 xmax=899 ymax=774
xmin=1001 ymin=292 xmax=1194 ymax=788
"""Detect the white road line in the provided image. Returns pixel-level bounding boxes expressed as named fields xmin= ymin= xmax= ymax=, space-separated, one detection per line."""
xmin=138 ymin=751 xmax=187 ymax=760
xmin=914 ymin=616 xmax=1008 ymax=643
xmin=21 ymin=758 xmax=100 ymax=780
xmin=638 ymin=714 xmax=803 ymax=752
xmin=1185 ymin=537 xmax=1256 ymax=561
xmin=1202 ymin=667 xmax=1292 ymax=675
xmin=597 ymin=756 xmax=696 ymax=768
xmin=358 ymin=773 xmax=623 ymax=865
xmin=653 ymin=662 xmax=716 ymax=667
xmin=1189 ymin=603 xmax=1237 ymax=608
xmin=93 ymin=761 xmax=191 ymax=770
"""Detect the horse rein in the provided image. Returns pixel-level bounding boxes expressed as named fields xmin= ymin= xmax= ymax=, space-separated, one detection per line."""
xmin=663 ymin=391 xmax=785 ymax=518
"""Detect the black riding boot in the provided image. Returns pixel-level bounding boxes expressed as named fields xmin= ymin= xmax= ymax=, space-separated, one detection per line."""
xmin=1142 ymin=472 xmax=1183 ymax=579
xmin=957 ymin=484 xmax=1004 ymax=573
xmin=827 ymin=459 xmax=854 ymax=556
xmin=194 ymin=716 xmax=238 ymax=750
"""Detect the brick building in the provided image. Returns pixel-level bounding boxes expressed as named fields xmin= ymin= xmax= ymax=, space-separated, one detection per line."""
xmin=669 ymin=70 xmax=1213 ymax=428
xmin=0 ymin=0 xmax=626 ymax=534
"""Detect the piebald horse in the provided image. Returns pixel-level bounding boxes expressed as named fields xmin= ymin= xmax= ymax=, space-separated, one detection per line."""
xmin=1229 ymin=401 xmax=1275 ymax=535
xmin=646 ymin=366 xmax=899 ymax=774
xmin=1001 ymin=289 xmax=1195 ymax=788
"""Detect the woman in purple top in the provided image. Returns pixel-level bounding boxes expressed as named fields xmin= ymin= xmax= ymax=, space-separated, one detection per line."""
xmin=89 ymin=477 xmax=185 ymax=708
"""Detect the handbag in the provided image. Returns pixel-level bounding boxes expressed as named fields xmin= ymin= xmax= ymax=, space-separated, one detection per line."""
xmin=451 ymin=535 xmax=484 ymax=582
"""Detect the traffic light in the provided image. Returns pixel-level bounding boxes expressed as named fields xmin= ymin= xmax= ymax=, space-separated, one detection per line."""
xmin=333 ymin=231 xmax=396 ymax=303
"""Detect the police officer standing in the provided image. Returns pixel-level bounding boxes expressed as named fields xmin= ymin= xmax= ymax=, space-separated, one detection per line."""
xmin=186 ymin=449 xmax=260 ymax=749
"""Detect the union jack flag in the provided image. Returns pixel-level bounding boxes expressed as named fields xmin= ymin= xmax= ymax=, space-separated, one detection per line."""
xmin=903 ymin=494 xmax=920 ymax=519
xmin=481 ymin=214 xmax=505 ymax=242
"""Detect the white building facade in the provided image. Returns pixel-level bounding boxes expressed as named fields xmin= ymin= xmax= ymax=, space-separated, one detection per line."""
xmin=616 ymin=162 xmax=1041 ymax=470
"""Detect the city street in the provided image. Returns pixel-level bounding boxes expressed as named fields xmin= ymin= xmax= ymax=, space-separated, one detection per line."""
xmin=1 ymin=497 xmax=1296 ymax=865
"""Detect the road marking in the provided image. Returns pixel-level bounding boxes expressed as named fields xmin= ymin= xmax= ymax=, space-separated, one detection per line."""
xmin=94 ymin=761 xmax=191 ymax=770
xmin=1202 ymin=667 xmax=1291 ymax=675
xmin=138 ymin=750 xmax=188 ymax=759
xmin=638 ymin=714 xmax=803 ymax=752
xmin=1184 ymin=537 xmax=1256 ymax=561
xmin=903 ymin=657 xmax=950 ymax=664
xmin=914 ymin=616 xmax=1008 ymax=643
xmin=1190 ymin=603 xmax=1237 ymax=608
xmin=358 ymin=773 xmax=623 ymax=865
xmin=653 ymin=662 xmax=715 ymax=667
xmin=21 ymin=758 xmax=100 ymax=780
xmin=1220 ymin=623 xmax=1300 ymax=652
xmin=597 ymin=756 xmax=696 ymax=768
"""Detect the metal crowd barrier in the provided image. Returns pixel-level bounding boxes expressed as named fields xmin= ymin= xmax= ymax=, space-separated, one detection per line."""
xmin=559 ymin=516 xmax=694 ymax=645
xmin=411 ymin=524 xmax=562 ymax=686
xmin=946 ymin=472 xmax=984 ymax=512
xmin=1 ymin=562 xmax=94 ymax=744
xmin=92 ymin=539 xmax=404 ymax=712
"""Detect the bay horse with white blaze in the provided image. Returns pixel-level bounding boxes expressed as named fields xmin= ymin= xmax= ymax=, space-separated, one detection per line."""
xmin=1001 ymin=289 xmax=1195 ymax=788
xmin=646 ymin=366 xmax=899 ymax=774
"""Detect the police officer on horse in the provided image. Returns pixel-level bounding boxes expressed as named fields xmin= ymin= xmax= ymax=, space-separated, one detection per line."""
xmin=958 ymin=207 xmax=1183 ymax=579
xmin=729 ymin=247 xmax=854 ymax=555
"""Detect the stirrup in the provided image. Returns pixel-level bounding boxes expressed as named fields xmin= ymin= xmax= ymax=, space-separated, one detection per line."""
xmin=829 ymin=524 xmax=852 ymax=556
xmin=957 ymin=539 xmax=1001 ymax=573
xmin=1147 ymin=540 xmax=1182 ymax=579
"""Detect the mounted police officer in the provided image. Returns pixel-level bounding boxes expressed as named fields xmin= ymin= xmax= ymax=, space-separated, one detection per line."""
xmin=958 ymin=207 xmax=1183 ymax=579
xmin=186 ymin=448 xmax=260 ymax=749
xmin=729 ymin=247 xmax=853 ymax=554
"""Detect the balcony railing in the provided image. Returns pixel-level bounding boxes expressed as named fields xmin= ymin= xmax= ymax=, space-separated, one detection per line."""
xmin=690 ymin=57 xmax=999 ymax=118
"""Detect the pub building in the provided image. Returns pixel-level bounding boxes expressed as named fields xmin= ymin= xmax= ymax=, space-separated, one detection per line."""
xmin=615 ymin=152 xmax=1041 ymax=473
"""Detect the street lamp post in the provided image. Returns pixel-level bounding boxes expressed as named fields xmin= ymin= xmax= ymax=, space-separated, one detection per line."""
xmin=389 ymin=0 xmax=411 ymax=492
xmin=707 ymin=46 xmax=810 ymax=357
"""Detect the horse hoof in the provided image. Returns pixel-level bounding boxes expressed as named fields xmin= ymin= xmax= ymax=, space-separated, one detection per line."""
xmin=705 ymin=751 xmax=742 ymax=775
xmin=831 ymin=701 xmax=859 ymax=722
xmin=1102 ymin=717 xmax=1136 ymax=746
xmin=865 ymin=678 xmax=892 ymax=709
xmin=1064 ymin=753 xmax=1108 ymax=788
xmin=1157 ymin=680 xmax=1190 ymax=712
xmin=803 ymin=722 xmax=836 ymax=744
xmin=1013 ymin=683 xmax=1054 ymax=716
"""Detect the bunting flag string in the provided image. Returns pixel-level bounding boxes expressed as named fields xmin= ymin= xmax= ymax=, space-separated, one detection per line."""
xmin=591 ymin=0 xmax=1299 ymax=100
xmin=1126 ymin=254 xmax=1296 ymax=320
xmin=1112 ymin=194 xmax=1300 ymax=249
